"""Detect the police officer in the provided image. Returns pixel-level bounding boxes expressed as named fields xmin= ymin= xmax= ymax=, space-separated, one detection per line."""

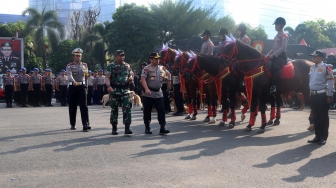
xmin=54 ymin=74 xmax=59 ymax=103
xmin=217 ymin=28 xmax=228 ymax=56
xmin=237 ymin=23 xmax=251 ymax=46
xmin=18 ymin=68 xmax=29 ymax=107
xmin=1 ymin=42 xmax=21 ymax=71
xmin=4 ymin=69 xmax=14 ymax=107
xmin=57 ymin=70 xmax=68 ymax=106
xmin=43 ymin=69 xmax=53 ymax=106
xmin=105 ymin=50 xmax=133 ymax=135
xmin=172 ymin=74 xmax=184 ymax=116
xmin=14 ymin=70 xmax=21 ymax=105
xmin=28 ymin=70 xmax=34 ymax=106
xmin=267 ymin=17 xmax=289 ymax=93
xmin=95 ymin=69 xmax=105 ymax=103
xmin=66 ymin=48 xmax=91 ymax=131
xmin=200 ymin=30 xmax=214 ymax=55
xmin=30 ymin=68 xmax=42 ymax=107
xmin=87 ymin=70 xmax=94 ymax=105
xmin=141 ymin=52 xmax=170 ymax=135
xmin=308 ymin=50 xmax=334 ymax=145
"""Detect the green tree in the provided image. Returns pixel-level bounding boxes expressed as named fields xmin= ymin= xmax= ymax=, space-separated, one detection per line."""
xmin=49 ymin=40 xmax=79 ymax=73
xmin=150 ymin=0 xmax=216 ymax=43
xmin=22 ymin=7 xmax=65 ymax=69
xmin=105 ymin=3 xmax=160 ymax=65
xmin=211 ymin=16 xmax=236 ymax=36
xmin=247 ymin=25 xmax=268 ymax=43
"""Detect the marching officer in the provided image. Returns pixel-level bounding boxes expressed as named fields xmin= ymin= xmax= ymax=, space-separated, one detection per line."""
xmin=267 ymin=17 xmax=289 ymax=93
xmin=87 ymin=70 xmax=94 ymax=105
xmin=43 ymin=69 xmax=53 ymax=106
xmin=141 ymin=52 xmax=170 ymax=135
xmin=308 ymin=50 xmax=334 ymax=145
xmin=105 ymin=50 xmax=133 ymax=135
xmin=200 ymin=30 xmax=214 ymax=55
xmin=4 ymin=69 xmax=14 ymax=108
xmin=237 ymin=23 xmax=251 ymax=46
xmin=66 ymin=48 xmax=91 ymax=131
xmin=30 ymin=68 xmax=42 ymax=107
xmin=95 ymin=69 xmax=105 ymax=103
xmin=57 ymin=70 xmax=68 ymax=106
xmin=18 ymin=68 xmax=29 ymax=107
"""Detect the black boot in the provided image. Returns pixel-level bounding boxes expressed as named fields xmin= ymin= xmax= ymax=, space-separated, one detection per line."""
xmin=71 ymin=125 xmax=76 ymax=130
xmin=124 ymin=124 xmax=132 ymax=135
xmin=159 ymin=125 xmax=170 ymax=135
xmin=83 ymin=124 xmax=91 ymax=131
xmin=112 ymin=125 xmax=118 ymax=135
xmin=145 ymin=125 xmax=152 ymax=134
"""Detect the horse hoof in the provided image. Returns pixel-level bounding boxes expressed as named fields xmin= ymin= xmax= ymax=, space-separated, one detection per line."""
xmin=208 ymin=117 xmax=216 ymax=124
xmin=273 ymin=119 xmax=280 ymax=126
xmin=257 ymin=129 xmax=265 ymax=134
xmin=203 ymin=117 xmax=210 ymax=122
xmin=190 ymin=116 xmax=197 ymax=120
xmin=241 ymin=114 xmax=246 ymax=121
xmin=218 ymin=121 xmax=225 ymax=126
xmin=267 ymin=120 xmax=274 ymax=125
xmin=228 ymin=122 xmax=235 ymax=129
xmin=243 ymin=127 xmax=252 ymax=132
xmin=185 ymin=114 xmax=191 ymax=119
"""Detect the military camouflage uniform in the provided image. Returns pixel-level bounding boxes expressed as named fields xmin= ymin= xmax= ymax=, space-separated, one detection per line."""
xmin=105 ymin=61 xmax=132 ymax=126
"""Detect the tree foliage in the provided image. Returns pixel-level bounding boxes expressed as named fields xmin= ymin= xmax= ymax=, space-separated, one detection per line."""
xmin=49 ymin=40 xmax=79 ymax=73
xmin=105 ymin=3 xmax=160 ymax=65
xmin=246 ymin=25 xmax=268 ymax=43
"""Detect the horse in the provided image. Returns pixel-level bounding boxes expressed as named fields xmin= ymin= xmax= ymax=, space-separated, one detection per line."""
xmin=218 ymin=35 xmax=313 ymax=133
xmin=184 ymin=53 xmax=256 ymax=128
xmin=171 ymin=50 xmax=200 ymax=120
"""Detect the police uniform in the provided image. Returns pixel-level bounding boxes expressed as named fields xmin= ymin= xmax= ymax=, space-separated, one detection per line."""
xmin=27 ymin=71 xmax=34 ymax=106
xmin=200 ymin=40 xmax=214 ymax=55
xmin=308 ymin=50 xmax=334 ymax=145
xmin=172 ymin=75 xmax=184 ymax=115
xmin=141 ymin=52 xmax=170 ymax=135
xmin=66 ymin=48 xmax=91 ymax=131
xmin=57 ymin=71 xmax=68 ymax=106
xmin=0 ymin=42 xmax=21 ymax=74
xmin=4 ymin=70 xmax=14 ymax=107
xmin=43 ymin=69 xmax=53 ymax=106
xmin=18 ymin=68 xmax=29 ymax=107
xmin=14 ymin=72 xmax=21 ymax=105
xmin=105 ymin=50 xmax=132 ymax=135
xmin=30 ymin=69 xmax=42 ymax=107
xmin=238 ymin=35 xmax=251 ymax=46
xmin=95 ymin=70 xmax=105 ymax=103
xmin=53 ymin=75 xmax=59 ymax=103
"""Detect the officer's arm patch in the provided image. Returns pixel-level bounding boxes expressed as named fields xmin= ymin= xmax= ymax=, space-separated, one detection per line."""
xmin=326 ymin=74 xmax=334 ymax=80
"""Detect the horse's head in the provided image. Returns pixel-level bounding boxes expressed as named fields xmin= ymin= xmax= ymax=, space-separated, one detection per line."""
xmin=184 ymin=51 xmax=200 ymax=80
xmin=171 ymin=49 xmax=189 ymax=76
xmin=160 ymin=43 xmax=176 ymax=65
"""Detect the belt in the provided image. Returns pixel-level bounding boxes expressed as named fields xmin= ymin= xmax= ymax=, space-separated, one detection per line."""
xmin=69 ymin=82 xmax=85 ymax=85
xmin=310 ymin=89 xmax=326 ymax=95
xmin=148 ymin=87 xmax=160 ymax=92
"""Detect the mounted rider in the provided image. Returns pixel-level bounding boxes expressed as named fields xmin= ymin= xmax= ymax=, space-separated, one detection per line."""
xmin=237 ymin=23 xmax=251 ymax=46
xmin=217 ymin=28 xmax=228 ymax=56
xmin=200 ymin=30 xmax=214 ymax=55
xmin=267 ymin=17 xmax=289 ymax=93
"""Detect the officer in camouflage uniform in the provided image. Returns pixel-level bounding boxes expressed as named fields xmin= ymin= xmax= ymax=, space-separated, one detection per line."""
xmin=200 ymin=30 xmax=214 ymax=55
xmin=237 ymin=23 xmax=251 ymax=46
xmin=141 ymin=52 xmax=170 ymax=135
xmin=105 ymin=50 xmax=133 ymax=135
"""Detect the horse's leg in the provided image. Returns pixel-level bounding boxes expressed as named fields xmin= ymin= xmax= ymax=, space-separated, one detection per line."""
xmin=219 ymin=92 xmax=229 ymax=126
xmin=190 ymin=84 xmax=198 ymax=120
xmin=241 ymin=97 xmax=249 ymax=121
xmin=208 ymin=93 xmax=217 ymax=124
xmin=227 ymin=90 xmax=237 ymax=128
xmin=257 ymin=91 xmax=268 ymax=134
xmin=268 ymin=94 xmax=276 ymax=125
xmin=243 ymin=92 xmax=258 ymax=132
xmin=184 ymin=84 xmax=192 ymax=119
xmin=273 ymin=94 xmax=282 ymax=125
xmin=203 ymin=84 xmax=211 ymax=122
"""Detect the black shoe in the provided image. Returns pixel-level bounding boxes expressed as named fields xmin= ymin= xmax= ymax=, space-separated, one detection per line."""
xmin=318 ymin=139 xmax=326 ymax=145
xmin=173 ymin=112 xmax=183 ymax=116
xmin=308 ymin=137 xmax=320 ymax=143
xmin=270 ymin=85 xmax=276 ymax=93
xmin=159 ymin=125 xmax=170 ymax=135
xmin=112 ymin=126 xmax=118 ymax=135
xmin=21 ymin=105 xmax=28 ymax=107
xmin=6 ymin=105 xmax=9 ymax=108
xmin=83 ymin=125 xmax=91 ymax=131
xmin=125 ymin=125 xmax=132 ymax=135
xmin=71 ymin=126 xmax=76 ymax=130
xmin=145 ymin=125 xmax=152 ymax=134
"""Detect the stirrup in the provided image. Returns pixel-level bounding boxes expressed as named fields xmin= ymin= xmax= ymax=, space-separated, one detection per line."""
xmin=270 ymin=86 xmax=276 ymax=93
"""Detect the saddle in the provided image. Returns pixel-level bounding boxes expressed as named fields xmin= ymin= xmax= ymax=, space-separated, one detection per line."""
xmin=266 ymin=59 xmax=295 ymax=79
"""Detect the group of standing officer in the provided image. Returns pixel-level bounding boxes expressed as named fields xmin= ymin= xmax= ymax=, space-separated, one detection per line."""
xmin=3 ymin=67 xmax=54 ymax=108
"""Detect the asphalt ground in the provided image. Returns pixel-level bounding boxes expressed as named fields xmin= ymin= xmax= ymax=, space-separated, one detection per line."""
xmin=1 ymin=102 xmax=336 ymax=188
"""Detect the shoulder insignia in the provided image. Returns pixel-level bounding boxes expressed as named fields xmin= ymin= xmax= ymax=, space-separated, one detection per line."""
xmin=143 ymin=67 xmax=148 ymax=74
